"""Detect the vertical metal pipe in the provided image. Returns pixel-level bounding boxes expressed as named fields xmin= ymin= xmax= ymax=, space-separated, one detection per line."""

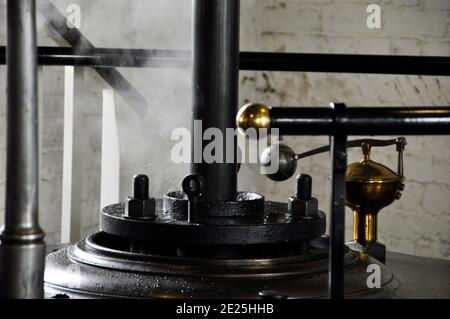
xmin=328 ymin=103 xmax=347 ymax=299
xmin=0 ymin=0 xmax=45 ymax=299
xmin=191 ymin=0 xmax=240 ymax=203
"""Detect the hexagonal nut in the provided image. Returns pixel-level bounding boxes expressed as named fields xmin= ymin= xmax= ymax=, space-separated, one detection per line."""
xmin=287 ymin=197 xmax=300 ymax=215
xmin=124 ymin=196 xmax=155 ymax=219
xmin=365 ymin=242 xmax=386 ymax=263
xmin=288 ymin=197 xmax=318 ymax=218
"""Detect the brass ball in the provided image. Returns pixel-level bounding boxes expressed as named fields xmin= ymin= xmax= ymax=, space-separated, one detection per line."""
xmin=236 ymin=102 xmax=271 ymax=132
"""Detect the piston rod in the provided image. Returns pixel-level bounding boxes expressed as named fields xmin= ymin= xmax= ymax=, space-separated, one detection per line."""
xmin=191 ymin=0 xmax=240 ymax=203
xmin=0 ymin=0 xmax=45 ymax=299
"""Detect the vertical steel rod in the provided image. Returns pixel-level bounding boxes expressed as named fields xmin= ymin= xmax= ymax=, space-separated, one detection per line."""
xmin=0 ymin=0 xmax=45 ymax=299
xmin=191 ymin=0 xmax=240 ymax=203
xmin=328 ymin=103 xmax=347 ymax=299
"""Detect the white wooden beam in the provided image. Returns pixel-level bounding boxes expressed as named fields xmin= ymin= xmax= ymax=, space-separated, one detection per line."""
xmin=100 ymin=89 xmax=121 ymax=218
xmin=61 ymin=66 xmax=81 ymax=243
xmin=37 ymin=66 xmax=44 ymax=233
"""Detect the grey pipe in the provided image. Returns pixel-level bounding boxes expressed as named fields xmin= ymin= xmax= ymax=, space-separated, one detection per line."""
xmin=0 ymin=0 xmax=45 ymax=299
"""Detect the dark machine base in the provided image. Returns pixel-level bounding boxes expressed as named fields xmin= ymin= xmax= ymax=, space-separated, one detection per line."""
xmin=44 ymin=236 xmax=450 ymax=299
xmin=44 ymin=233 xmax=399 ymax=299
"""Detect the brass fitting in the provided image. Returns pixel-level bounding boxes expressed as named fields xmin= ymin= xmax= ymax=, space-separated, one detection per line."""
xmin=346 ymin=144 xmax=404 ymax=252
xmin=236 ymin=102 xmax=271 ymax=131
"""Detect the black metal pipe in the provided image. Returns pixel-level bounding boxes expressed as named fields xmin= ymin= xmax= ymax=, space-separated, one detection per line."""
xmin=329 ymin=134 xmax=347 ymax=299
xmin=269 ymin=106 xmax=450 ymax=135
xmin=328 ymin=103 xmax=347 ymax=299
xmin=191 ymin=0 xmax=240 ymax=203
xmin=0 ymin=0 xmax=45 ymax=299
xmin=2 ymin=46 xmax=450 ymax=76
xmin=240 ymin=52 xmax=450 ymax=76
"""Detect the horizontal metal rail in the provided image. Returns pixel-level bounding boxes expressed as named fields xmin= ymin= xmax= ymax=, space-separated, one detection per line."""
xmin=268 ymin=106 xmax=450 ymax=135
xmin=241 ymin=52 xmax=450 ymax=75
xmin=1 ymin=46 xmax=450 ymax=76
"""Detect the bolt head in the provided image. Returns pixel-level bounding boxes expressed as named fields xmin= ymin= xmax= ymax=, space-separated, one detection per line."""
xmin=124 ymin=196 xmax=155 ymax=219
xmin=288 ymin=197 xmax=318 ymax=218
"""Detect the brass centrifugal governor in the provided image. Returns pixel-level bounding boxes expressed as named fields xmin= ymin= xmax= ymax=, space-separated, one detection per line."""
xmin=236 ymin=103 xmax=407 ymax=262
xmin=345 ymin=138 xmax=406 ymax=262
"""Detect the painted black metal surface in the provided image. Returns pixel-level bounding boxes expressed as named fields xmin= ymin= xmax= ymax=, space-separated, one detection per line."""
xmin=328 ymin=104 xmax=348 ymax=299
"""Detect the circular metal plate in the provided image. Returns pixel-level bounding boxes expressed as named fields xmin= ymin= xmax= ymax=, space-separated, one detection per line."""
xmin=100 ymin=200 xmax=326 ymax=245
